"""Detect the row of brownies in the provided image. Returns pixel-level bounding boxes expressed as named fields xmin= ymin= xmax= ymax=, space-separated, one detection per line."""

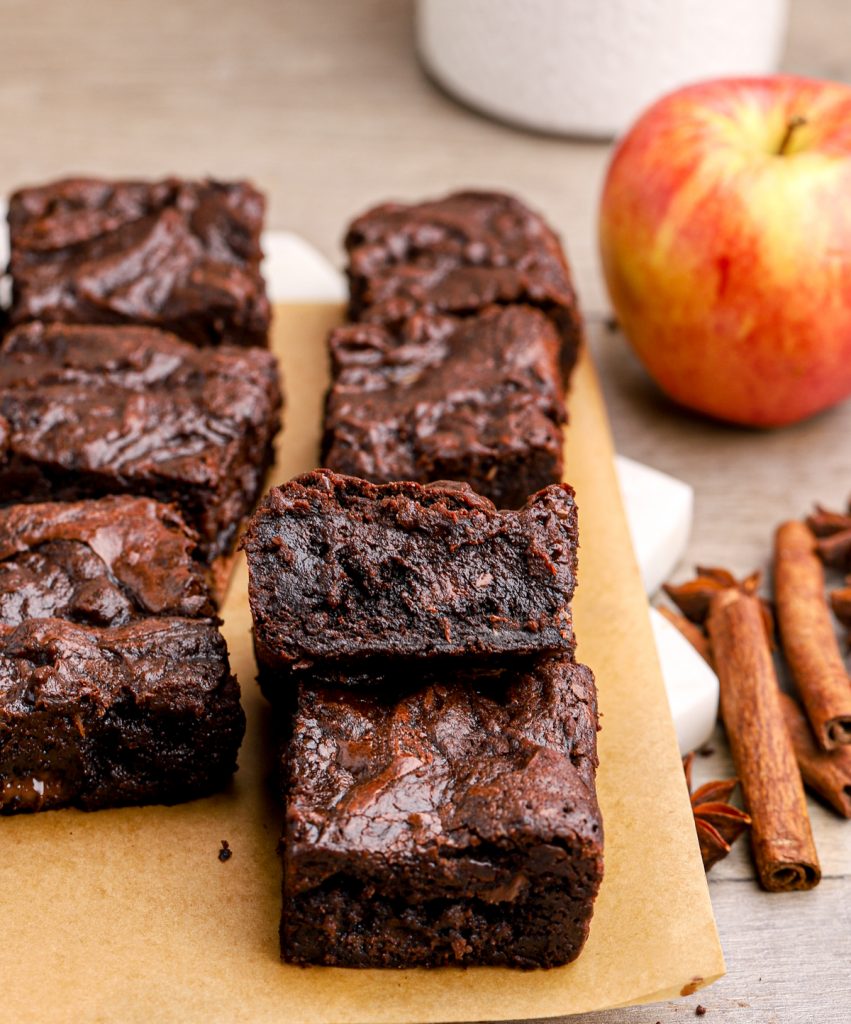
xmin=0 ymin=180 xmax=604 ymax=972
xmin=0 ymin=177 xmax=280 ymax=810
xmin=242 ymin=192 xmax=605 ymax=968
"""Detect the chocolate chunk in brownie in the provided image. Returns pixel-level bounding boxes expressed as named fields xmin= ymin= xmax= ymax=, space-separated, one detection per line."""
xmin=0 ymin=617 xmax=245 ymax=814
xmin=8 ymin=177 xmax=271 ymax=347
xmin=280 ymin=656 xmax=603 ymax=968
xmin=345 ymin=190 xmax=583 ymax=377
xmin=321 ymin=305 xmax=566 ymax=508
xmin=243 ymin=470 xmax=576 ymax=688
xmin=0 ymin=322 xmax=282 ymax=562
xmin=0 ymin=496 xmax=215 ymax=628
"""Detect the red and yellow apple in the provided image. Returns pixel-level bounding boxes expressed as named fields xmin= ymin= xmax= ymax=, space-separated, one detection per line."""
xmin=599 ymin=75 xmax=851 ymax=427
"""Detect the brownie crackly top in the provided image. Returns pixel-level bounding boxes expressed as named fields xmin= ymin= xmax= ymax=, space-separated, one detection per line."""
xmin=0 ymin=496 xmax=214 ymax=629
xmin=7 ymin=176 xmax=271 ymax=347
xmin=0 ymin=615 xmax=245 ymax=813
xmin=0 ymin=616 xmax=232 ymax=714
xmin=0 ymin=321 xmax=283 ymax=559
xmin=345 ymin=189 xmax=582 ymax=374
xmin=243 ymin=470 xmax=577 ymax=683
xmin=283 ymin=657 xmax=602 ymax=897
xmin=322 ymin=305 xmax=566 ymax=508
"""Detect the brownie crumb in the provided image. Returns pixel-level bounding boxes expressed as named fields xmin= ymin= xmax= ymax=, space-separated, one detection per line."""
xmin=696 ymin=1006 xmax=707 ymax=1017
xmin=218 ymin=840 xmax=232 ymax=862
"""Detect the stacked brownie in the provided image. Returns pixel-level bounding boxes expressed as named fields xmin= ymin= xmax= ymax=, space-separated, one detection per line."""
xmin=244 ymin=471 xmax=603 ymax=969
xmin=322 ymin=190 xmax=584 ymax=507
xmin=0 ymin=176 xmax=280 ymax=814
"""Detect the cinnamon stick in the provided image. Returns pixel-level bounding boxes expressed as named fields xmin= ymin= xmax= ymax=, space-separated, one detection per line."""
xmin=707 ymin=587 xmax=820 ymax=891
xmin=774 ymin=521 xmax=851 ymax=750
xmin=657 ymin=605 xmax=713 ymax=666
xmin=780 ymin=693 xmax=851 ymax=819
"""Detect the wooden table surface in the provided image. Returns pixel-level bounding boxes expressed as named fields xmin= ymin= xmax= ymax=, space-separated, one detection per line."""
xmin=2 ymin=1 xmax=849 ymax=1020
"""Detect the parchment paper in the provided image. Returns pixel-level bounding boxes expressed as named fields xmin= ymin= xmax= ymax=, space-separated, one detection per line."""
xmin=1 ymin=304 xmax=724 ymax=1023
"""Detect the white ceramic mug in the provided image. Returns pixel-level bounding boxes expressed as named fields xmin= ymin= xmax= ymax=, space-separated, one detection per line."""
xmin=417 ymin=0 xmax=789 ymax=137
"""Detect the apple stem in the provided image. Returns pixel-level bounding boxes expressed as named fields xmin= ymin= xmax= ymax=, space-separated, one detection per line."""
xmin=777 ymin=115 xmax=808 ymax=156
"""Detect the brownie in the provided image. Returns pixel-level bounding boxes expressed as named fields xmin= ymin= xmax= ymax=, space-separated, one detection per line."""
xmin=0 ymin=616 xmax=245 ymax=814
xmin=243 ymin=470 xmax=576 ymax=689
xmin=321 ymin=305 xmax=566 ymax=508
xmin=0 ymin=322 xmax=282 ymax=563
xmin=345 ymin=190 xmax=583 ymax=377
xmin=7 ymin=176 xmax=271 ymax=347
xmin=0 ymin=496 xmax=215 ymax=628
xmin=280 ymin=656 xmax=603 ymax=968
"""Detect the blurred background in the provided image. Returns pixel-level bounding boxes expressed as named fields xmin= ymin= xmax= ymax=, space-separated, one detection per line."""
xmin=0 ymin=0 xmax=845 ymax=314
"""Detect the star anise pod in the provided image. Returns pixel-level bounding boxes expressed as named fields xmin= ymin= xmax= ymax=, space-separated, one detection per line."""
xmin=830 ymin=579 xmax=851 ymax=628
xmin=684 ymin=753 xmax=751 ymax=872
xmin=806 ymin=504 xmax=851 ymax=570
xmin=816 ymin=530 xmax=851 ymax=571
xmin=806 ymin=503 xmax=851 ymax=537
xmin=664 ymin=568 xmax=774 ymax=645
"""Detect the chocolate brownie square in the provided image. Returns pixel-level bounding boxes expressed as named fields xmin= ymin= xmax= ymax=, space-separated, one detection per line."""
xmin=0 ymin=617 xmax=244 ymax=814
xmin=0 ymin=496 xmax=215 ymax=628
xmin=279 ymin=656 xmax=603 ymax=968
xmin=243 ymin=471 xmax=576 ymax=689
xmin=0 ymin=322 xmax=282 ymax=563
xmin=321 ymin=305 xmax=566 ymax=508
xmin=345 ymin=190 xmax=583 ymax=377
xmin=7 ymin=176 xmax=271 ymax=347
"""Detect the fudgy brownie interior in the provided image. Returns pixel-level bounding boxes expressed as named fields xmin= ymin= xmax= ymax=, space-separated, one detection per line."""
xmin=244 ymin=470 xmax=577 ymax=688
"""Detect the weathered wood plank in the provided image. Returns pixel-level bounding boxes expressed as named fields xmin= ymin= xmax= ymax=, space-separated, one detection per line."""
xmin=564 ymin=877 xmax=851 ymax=1024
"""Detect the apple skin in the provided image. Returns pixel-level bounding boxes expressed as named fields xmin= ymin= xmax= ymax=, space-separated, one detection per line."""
xmin=599 ymin=75 xmax=851 ymax=427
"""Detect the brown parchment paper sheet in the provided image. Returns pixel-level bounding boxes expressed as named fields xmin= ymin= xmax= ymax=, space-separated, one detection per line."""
xmin=1 ymin=304 xmax=724 ymax=1023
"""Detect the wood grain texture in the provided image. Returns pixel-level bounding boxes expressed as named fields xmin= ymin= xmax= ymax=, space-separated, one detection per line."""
xmin=0 ymin=0 xmax=848 ymax=1020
